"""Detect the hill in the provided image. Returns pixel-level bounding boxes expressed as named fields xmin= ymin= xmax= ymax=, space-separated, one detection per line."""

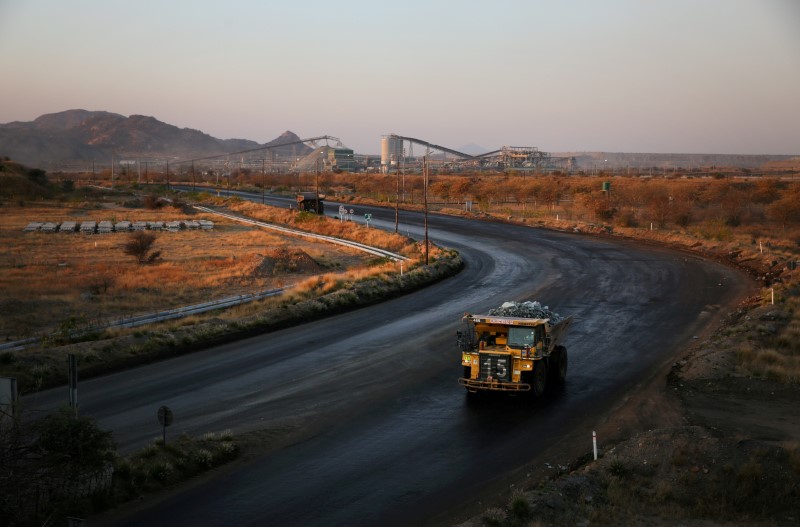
xmin=0 ymin=158 xmax=52 ymax=198
xmin=0 ymin=110 xmax=311 ymax=168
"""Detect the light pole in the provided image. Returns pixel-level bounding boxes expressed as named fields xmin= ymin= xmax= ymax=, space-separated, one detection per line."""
xmin=315 ymin=151 xmax=321 ymax=213
xmin=401 ymin=147 xmax=406 ymax=203
xmin=395 ymin=152 xmax=400 ymax=233
xmin=423 ymin=154 xmax=429 ymax=265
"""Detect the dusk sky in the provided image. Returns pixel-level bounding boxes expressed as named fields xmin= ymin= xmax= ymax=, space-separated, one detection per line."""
xmin=1 ymin=0 xmax=798 ymax=155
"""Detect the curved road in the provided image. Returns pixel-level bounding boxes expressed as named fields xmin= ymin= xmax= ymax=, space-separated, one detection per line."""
xmin=28 ymin=192 xmax=752 ymax=526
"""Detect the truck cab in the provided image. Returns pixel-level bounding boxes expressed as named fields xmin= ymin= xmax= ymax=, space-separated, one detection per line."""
xmin=457 ymin=313 xmax=571 ymax=397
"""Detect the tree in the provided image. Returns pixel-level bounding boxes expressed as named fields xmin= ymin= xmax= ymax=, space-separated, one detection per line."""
xmin=1 ymin=406 xmax=116 ymax=524
xmin=429 ymin=179 xmax=451 ymax=202
xmin=450 ymin=178 xmax=472 ymax=204
xmin=26 ymin=168 xmax=48 ymax=185
xmin=766 ymin=189 xmax=800 ymax=230
xmin=35 ymin=407 xmax=116 ymax=477
xmin=123 ymin=231 xmax=161 ymax=264
xmin=641 ymin=183 xmax=673 ymax=227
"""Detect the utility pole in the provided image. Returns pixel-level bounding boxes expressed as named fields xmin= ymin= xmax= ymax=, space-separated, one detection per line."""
xmin=166 ymin=161 xmax=170 ymax=189
xmin=191 ymin=160 xmax=195 ymax=191
xmin=111 ymin=152 xmax=115 ymax=189
xmin=262 ymin=157 xmax=266 ymax=205
xmin=402 ymin=147 xmax=406 ymax=203
xmin=395 ymin=157 xmax=400 ymax=233
xmin=423 ymin=154 xmax=429 ymax=266
xmin=315 ymin=152 xmax=321 ymax=213
xmin=68 ymin=354 xmax=78 ymax=414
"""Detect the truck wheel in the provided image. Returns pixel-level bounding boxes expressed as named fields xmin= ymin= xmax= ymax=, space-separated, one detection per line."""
xmin=463 ymin=366 xmax=471 ymax=379
xmin=532 ymin=360 xmax=547 ymax=397
xmin=550 ymin=345 xmax=568 ymax=384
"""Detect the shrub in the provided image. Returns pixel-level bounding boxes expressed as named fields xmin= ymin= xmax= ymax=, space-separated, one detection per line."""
xmin=142 ymin=194 xmax=163 ymax=210
xmin=193 ymin=448 xmax=214 ymax=468
xmin=123 ymin=231 xmax=161 ymax=264
xmin=509 ymin=494 xmax=531 ymax=520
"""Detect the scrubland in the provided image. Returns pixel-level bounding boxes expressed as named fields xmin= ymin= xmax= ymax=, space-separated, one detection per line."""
xmin=4 ymin=160 xmax=800 ymax=525
xmin=292 ymin=169 xmax=800 ymax=526
xmin=0 ymin=171 xmax=459 ymax=392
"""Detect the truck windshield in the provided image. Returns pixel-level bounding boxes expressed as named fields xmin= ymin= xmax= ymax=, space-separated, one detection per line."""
xmin=508 ymin=326 xmax=537 ymax=348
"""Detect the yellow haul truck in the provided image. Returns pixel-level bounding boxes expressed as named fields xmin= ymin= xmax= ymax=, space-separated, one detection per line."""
xmin=457 ymin=311 xmax=572 ymax=397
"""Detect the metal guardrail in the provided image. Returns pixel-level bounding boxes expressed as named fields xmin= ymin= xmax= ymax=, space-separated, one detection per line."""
xmin=0 ymin=337 xmax=40 ymax=352
xmin=192 ymin=206 xmax=409 ymax=262
xmin=102 ymin=287 xmax=287 ymax=329
xmin=0 ymin=204 xmax=407 ymax=352
xmin=0 ymin=287 xmax=287 ymax=352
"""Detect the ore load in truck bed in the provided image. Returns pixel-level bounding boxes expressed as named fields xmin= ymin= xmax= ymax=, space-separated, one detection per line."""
xmin=487 ymin=301 xmax=564 ymax=323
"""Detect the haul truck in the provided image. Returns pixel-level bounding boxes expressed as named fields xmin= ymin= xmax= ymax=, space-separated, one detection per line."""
xmin=457 ymin=312 xmax=572 ymax=396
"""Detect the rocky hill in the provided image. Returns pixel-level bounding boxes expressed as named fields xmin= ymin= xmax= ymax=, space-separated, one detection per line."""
xmin=0 ymin=110 xmax=311 ymax=168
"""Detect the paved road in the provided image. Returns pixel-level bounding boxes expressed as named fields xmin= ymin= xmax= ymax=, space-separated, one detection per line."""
xmin=28 ymin=192 xmax=752 ymax=526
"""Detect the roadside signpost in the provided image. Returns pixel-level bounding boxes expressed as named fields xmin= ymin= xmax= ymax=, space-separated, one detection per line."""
xmin=68 ymin=354 xmax=78 ymax=412
xmin=0 ymin=377 xmax=17 ymax=418
xmin=157 ymin=405 xmax=174 ymax=445
xmin=365 ymin=213 xmax=372 ymax=227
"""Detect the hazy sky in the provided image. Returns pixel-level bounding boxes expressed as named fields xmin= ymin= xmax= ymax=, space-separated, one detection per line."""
xmin=1 ymin=0 xmax=798 ymax=154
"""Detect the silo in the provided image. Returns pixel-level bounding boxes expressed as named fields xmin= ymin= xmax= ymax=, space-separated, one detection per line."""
xmin=381 ymin=135 xmax=402 ymax=171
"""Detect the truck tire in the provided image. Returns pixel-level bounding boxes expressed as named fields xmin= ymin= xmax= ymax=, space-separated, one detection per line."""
xmin=531 ymin=360 xmax=547 ymax=397
xmin=550 ymin=345 xmax=568 ymax=384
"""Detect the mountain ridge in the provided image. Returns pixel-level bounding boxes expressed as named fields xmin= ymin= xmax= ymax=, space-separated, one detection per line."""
xmin=0 ymin=110 xmax=310 ymax=167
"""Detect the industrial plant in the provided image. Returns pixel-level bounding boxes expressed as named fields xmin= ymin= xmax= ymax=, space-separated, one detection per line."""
xmin=379 ymin=134 xmax=575 ymax=173
xmin=175 ymin=133 xmax=575 ymax=177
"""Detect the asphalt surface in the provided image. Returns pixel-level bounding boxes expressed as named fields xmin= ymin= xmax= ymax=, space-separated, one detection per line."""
xmin=27 ymin=191 xmax=752 ymax=526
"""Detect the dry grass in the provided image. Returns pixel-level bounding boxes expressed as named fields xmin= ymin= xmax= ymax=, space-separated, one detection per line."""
xmin=464 ymin=427 xmax=800 ymax=527
xmin=0 ymin=201 xmax=373 ymax=339
xmin=734 ymin=295 xmax=800 ymax=383
xmin=342 ymin=174 xmax=800 ymax=384
xmin=0 ymin=191 xmax=460 ymax=391
xmin=1 ymin=242 xmax=460 ymax=392
xmin=222 ymin=197 xmax=414 ymax=254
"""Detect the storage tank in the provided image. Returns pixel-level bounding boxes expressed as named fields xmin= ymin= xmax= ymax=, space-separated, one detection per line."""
xmin=381 ymin=135 xmax=403 ymax=171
